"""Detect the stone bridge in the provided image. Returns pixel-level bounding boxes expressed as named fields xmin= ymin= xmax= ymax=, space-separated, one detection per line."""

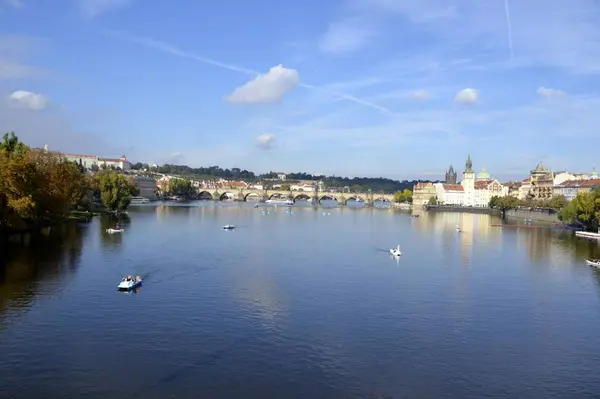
xmin=196 ymin=189 xmax=394 ymax=205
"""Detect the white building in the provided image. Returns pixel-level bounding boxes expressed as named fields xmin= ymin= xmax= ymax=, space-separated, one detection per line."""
xmin=60 ymin=152 xmax=131 ymax=171
xmin=434 ymin=156 xmax=505 ymax=207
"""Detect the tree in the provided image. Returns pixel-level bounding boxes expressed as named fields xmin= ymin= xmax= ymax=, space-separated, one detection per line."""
xmin=167 ymin=178 xmax=192 ymax=196
xmin=95 ymin=170 xmax=139 ymax=211
xmin=90 ymin=163 xmax=99 ymax=172
xmin=280 ymin=183 xmax=291 ymax=191
xmin=0 ymin=132 xmax=28 ymax=156
xmin=428 ymin=196 xmax=438 ymax=205
xmin=0 ymin=133 xmax=91 ymax=229
xmin=394 ymin=191 xmax=406 ymax=203
xmin=402 ymin=189 xmax=413 ymax=203
xmin=559 ymin=188 xmax=600 ymax=231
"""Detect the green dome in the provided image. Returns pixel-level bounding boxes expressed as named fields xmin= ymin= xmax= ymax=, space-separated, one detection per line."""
xmin=477 ymin=167 xmax=490 ymax=180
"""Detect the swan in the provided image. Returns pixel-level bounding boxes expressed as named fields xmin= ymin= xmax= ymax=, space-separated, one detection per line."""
xmin=390 ymin=245 xmax=402 ymax=257
xmin=455 ymin=224 xmax=461 ymax=232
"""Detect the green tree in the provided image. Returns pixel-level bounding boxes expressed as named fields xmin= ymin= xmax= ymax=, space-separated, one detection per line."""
xmin=0 ymin=132 xmax=28 ymax=156
xmin=402 ymin=189 xmax=413 ymax=203
xmin=428 ymin=195 xmax=438 ymax=205
xmin=558 ymin=188 xmax=600 ymax=231
xmin=167 ymin=178 xmax=192 ymax=196
xmin=280 ymin=183 xmax=291 ymax=191
xmin=95 ymin=170 xmax=139 ymax=211
xmin=394 ymin=191 xmax=406 ymax=203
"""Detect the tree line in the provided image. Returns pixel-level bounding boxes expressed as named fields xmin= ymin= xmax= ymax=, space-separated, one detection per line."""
xmin=489 ymin=192 xmax=600 ymax=231
xmin=132 ymin=163 xmax=427 ymax=193
xmin=0 ymin=132 xmax=138 ymax=233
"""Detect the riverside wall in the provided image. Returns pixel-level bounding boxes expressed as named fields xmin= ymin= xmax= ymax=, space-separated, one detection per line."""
xmin=504 ymin=209 xmax=559 ymax=223
xmin=424 ymin=205 xmax=499 ymax=215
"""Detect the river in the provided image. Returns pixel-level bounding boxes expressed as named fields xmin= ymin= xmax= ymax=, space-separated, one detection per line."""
xmin=1 ymin=203 xmax=600 ymax=398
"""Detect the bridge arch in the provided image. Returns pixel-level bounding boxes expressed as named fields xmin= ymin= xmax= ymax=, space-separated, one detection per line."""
xmin=219 ymin=192 xmax=235 ymax=201
xmin=374 ymin=197 xmax=390 ymax=203
xmin=268 ymin=192 xmax=287 ymax=200
xmin=197 ymin=191 xmax=213 ymax=200
xmin=345 ymin=196 xmax=365 ymax=204
xmin=318 ymin=195 xmax=338 ymax=204
xmin=244 ymin=192 xmax=261 ymax=201
xmin=293 ymin=193 xmax=311 ymax=201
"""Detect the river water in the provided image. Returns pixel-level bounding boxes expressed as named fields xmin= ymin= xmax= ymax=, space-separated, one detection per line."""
xmin=1 ymin=203 xmax=600 ymax=399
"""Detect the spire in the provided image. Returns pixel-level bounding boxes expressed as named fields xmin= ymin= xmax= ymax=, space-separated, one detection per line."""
xmin=465 ymin=154 xmax=473 ymax=173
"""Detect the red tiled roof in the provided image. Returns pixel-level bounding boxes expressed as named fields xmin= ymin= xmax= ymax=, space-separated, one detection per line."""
xmin=580 ymin=179 xmax=600 ymax=188
xmin=474 ymin=180 xmax=491 ymax=189
xmin=442 ymin=184 xmax=464 ymax=191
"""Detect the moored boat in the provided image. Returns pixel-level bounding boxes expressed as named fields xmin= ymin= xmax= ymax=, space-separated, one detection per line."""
xmin=118 ymin=275 xmax=142 ymax=290
xmin=586 ymin=259 xmax=600 ymax=268
xmin=106 ymin=228 xmax=124 ymax=234
xmin=223 ymin=224 xmax=235 ymax=230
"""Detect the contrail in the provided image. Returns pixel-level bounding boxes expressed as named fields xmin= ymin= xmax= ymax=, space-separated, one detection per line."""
xmin=102 ymin=30 xmax=394 ymax=115
xmin=503 ymin=0 xmax=514 ymax=61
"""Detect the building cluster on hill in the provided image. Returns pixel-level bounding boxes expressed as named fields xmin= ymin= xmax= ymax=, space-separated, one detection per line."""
xmin=413 ymin=155 xmax=599 ymax=207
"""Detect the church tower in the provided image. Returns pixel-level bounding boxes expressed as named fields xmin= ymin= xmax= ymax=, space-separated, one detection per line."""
xmin=445 ymin=165 xmax=457 ymax=184
xmin=462 ymin=154 xmax=475 ymax=206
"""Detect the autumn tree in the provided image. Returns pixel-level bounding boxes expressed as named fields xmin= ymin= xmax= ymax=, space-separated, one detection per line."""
xmin=0 ymin=133 xmax=91 ymax=230
xmin=94 ymin=170 xmax=139 ymax=211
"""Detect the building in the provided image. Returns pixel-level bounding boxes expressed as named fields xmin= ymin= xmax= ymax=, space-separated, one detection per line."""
xmin=59 ymin=152 xmax=131 ymax=171
xmin=445 ymin=165 xmax=457 ymax=184
xmin=528 ymin=162 xmax=554 ymax=200
xmin=412 ymin=182 xmax=437 ymax=207
xmin=433 ymin=183 xmax=464 ymax=205
xmin=427 ymin=155 xmax=505 ymax=207
xmin=276 ymin=172 xmax=287 ymax=181
xmin=554 ymin=178 xmax=600 ymax=201
xmin=99 ymin=155 xmax=131 ymax=170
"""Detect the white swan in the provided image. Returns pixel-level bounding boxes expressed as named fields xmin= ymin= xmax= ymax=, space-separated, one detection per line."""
xmin=390 ymin=245 xmax=402 ymax=257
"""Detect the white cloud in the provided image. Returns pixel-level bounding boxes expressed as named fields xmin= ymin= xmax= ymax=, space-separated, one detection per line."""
xmin=454 ymin=88 xmax=478 ymax=104
xmin=410 ymin=90 xmax=429 ymax=101
xmin=8 ymin=90 xmax=48 ymax=110
xmin=75 ymin=0 xmax=132 ymax=18
xmin=537 ymin=86 xmax=566 ymax=98
xmin=255 ymin=134 xmax=276 ymax=150
xmin=226 ymin=65 xmax=299 ymax=104
xmin=318 ymin=18 xmax=373 ymax=54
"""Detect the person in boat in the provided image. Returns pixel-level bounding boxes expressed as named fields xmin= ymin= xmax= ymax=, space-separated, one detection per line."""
xmin=115 ymin=222 xmax=121 ymax=230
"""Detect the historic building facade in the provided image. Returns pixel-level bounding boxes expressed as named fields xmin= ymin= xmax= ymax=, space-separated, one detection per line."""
xmin=412 ymin=182 xmax=438 ymax=207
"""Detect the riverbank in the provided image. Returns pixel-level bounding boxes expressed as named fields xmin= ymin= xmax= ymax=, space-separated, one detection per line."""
xmin=0 ymin=208 xmax=118 ymax=245
xmin=503 ymin=208 xmax=559 ymax=224
xmin=424 ymin=205 xmax=499 ymax=215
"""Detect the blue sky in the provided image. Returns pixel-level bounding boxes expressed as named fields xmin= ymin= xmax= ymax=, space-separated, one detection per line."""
xmin=1 ymin=0 xmax=599 ymax=180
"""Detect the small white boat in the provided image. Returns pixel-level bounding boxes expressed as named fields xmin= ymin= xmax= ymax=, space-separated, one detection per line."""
xmin=118 ymin=275 xmax=142 ymax=290
xmin=223 ymin=224 xmax=235 ymax=230
xmin=130 ymin=196 xmax=150 ymax=205
xmin=106 ymin=228 xmax=124 ymax=234
xmin=455 ymin=225 xmax=461 ymax=232
xmin=586 ymin=259 xmax=600 ymax=268
xmin=390 ymin=245 xmax=402 ymax=257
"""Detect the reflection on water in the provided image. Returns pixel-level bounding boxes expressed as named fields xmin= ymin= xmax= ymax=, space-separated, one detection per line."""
xmin=1 ymin=205 xmax=600 ymax=398
xmin=0 ymin=223 xmax=88 ymax=326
